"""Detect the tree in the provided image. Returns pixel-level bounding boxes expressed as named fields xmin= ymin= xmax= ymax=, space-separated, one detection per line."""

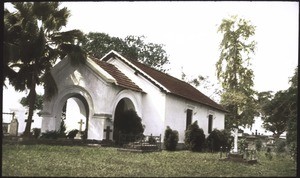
xmin=181 ymin=70 xmax=222 ymax=102
xmin=260 ymin=90 xmax=289 ymax=139
xmin=82 ymin=32 xmax=169 ymax=72
xmin=4 ymin=2 xmax=86 ymax=137
xmin=286 ymin=66 xmax=297 ymax=145
xmin=258 ymin=67 xmax=297 ymax=140
xmin=216 ymin=15 xmax=258 ymax=130
xmin=20 ymin=94 xmax=43 ymax=111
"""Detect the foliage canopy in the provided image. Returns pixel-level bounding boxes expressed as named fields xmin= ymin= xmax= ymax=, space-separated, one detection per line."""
xmin=4 ymin=2 xmax=86 ymax=136
xmin=216 ymin=15 xmax=258 ymax=129
xmin=82 ymin=32 xmax=169 ymax=72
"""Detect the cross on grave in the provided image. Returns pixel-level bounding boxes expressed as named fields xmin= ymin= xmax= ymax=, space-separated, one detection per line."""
xmin=78 ymin=119 xmax=85 ymax=132
xmin=25 ymin=119 xmax=34 ymax=123
xmin=232 ymin=128 xmax=238 ymax=153
xmin=104 ymin=126 xmax=112 ymax=141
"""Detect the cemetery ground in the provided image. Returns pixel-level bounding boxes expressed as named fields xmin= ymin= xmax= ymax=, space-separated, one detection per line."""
xmin=2 ymin=143 xmax=296 ymax=177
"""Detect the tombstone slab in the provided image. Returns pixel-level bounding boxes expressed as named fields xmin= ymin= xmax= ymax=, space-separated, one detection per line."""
xmin=9 ymin=118 xmax=19 ymax=136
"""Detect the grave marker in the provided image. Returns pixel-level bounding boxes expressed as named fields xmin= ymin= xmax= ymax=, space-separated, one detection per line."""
xmin=9 ymin=117 xmax=19 ymax=136
xmin=232 ymin=128 xmax=238 ymax=153
xmin=75 ymin=119 xmax=85 ymax=139
xmin=104 ymin=126 xmax=112 ymax=140
xmin=78 ymin=119 xmax=85 ymax=132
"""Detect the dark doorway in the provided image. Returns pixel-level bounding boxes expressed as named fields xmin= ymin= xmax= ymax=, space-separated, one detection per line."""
xmin=113 ymin=98 xmax=135 ymax=142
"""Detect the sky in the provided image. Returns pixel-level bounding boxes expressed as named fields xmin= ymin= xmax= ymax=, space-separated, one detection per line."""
xmin=2 ymin=1 xmax=299 ymax=134
xmin=58 ymin=1 xmax=298 ymax=92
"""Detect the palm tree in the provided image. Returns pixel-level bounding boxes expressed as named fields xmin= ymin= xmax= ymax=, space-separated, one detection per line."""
xmin=4 ymin=2 xmax=87 ymax=137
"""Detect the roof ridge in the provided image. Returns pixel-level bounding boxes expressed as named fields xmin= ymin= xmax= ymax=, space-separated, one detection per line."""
xmin=127 ymin=58 xmax=226 ymax=112
xmin=127 ymin=59 xmax=189 ymax=84
xmin=128 ymin=59 xmax=209 ymax=93
xmin=93 ymin=51 xmax=226 ymax=112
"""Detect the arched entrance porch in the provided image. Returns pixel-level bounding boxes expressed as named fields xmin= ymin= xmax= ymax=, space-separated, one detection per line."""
xmin=41 ymin=85 xmax=93 ymax=139
xmin=113 ymin=98 xmax=135 ymax=142
xmin=62 ymin=94 xmax=89 ymax=138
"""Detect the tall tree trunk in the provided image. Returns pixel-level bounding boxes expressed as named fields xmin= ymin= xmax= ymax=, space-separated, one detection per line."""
xmin=23 ymin=73 xmax=37 ymax=137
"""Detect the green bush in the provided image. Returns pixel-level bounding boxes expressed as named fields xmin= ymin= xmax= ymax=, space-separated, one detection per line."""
xmin=255 ymin=139 xmax=262 ymax=151
xmin=80 ymin=130 xmax=87 ymax=140
xmin=238 ymin=138 xmax=248 ymax=153
xmin=221 ymin=129 xmax=233 ymax=151
xmin=67 ymin=129 xmax=79 ymax=139
xmin=32 ymin=128 xmax=41 ymax=139
xmin=148 ymin=135 xmax=157 ymax=144
xmin=275 ymin=139 xmax=286 ymax=154
xmin=164 ymin=126 xmax=179 ymax=151
xmin=40 ymin=130 xmax=61 ymax=139
xmin=59 ymin=119 xmax=67 ymax=138
xmin=184 ymin=121 xmax=205 ymax=152
xmin=288 ymin=141 xmax=297 ymax=161
xmin=116 ymin=109 xmax=144 ymax=135
xmin=206 ymin=129 xmax=231 ymax=152
xmin=265 ymin=147 xmax=273 ymax=160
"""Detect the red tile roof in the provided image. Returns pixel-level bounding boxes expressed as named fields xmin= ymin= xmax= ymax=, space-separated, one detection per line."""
xmin=127 ymin=59 xmax=227 ymax=112
xmin=100 ymin=51 xmax=226 ymax=112
xmin=92 ymin=58 xmax=144 ymax=93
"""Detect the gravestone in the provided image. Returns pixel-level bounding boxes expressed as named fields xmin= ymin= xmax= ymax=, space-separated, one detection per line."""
xmin=104 ymin=126 xmax=112 ymax=141
xmin=232 ymin=128 xmax=238 ymax=153
xmin=9 ymin=117 xmax=19 ymax=136
xmin=75 ymin=119 xmax=85 ymax=139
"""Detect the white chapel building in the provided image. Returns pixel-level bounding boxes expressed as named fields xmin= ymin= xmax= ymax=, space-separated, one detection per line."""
xmin=40 ymin=50 xmax=227 ymax=145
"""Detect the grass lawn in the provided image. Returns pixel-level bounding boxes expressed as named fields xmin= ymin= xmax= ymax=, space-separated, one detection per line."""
xmin=2 ymin=144 xmax=297 ymax=177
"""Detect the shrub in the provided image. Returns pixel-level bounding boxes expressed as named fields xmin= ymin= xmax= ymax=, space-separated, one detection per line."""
xmin=255 ymin=139 xmax=262 ymax=151
xmin=148 ymin=135 xmax=157 ymax=144
xmin=221 ymin=129 xmax=233 ymax=151
xmin=116 ymin=109 xmax=144 ymax=135
xmin=67 ymin=129 xmax=79 ymax=139
xmin=80 ymin=130 xmax=87 ymax=139
xmin=40 ymin=130 xmax=61 ymax=139
xmin=288 ymin=141 xmax=297 ymax=161
xmin=238 ymin=138 xmax=248 ymax=153
xmin=275 ymin=139 xmax=286 ymax=154
xmin=184 ymin=121 xmax=205 ymax=152
xmin=32 ymin=128 xmax=41 ymax=139
xmin=265 ymin=147 xmax=273 ymax=160
xmin=206 ymin=129 xmax=231 ymax=152
xmin=164 ymin=126 xmax=179 ymax=151
xmin=58 ymin=119 xmax=67 ymax=138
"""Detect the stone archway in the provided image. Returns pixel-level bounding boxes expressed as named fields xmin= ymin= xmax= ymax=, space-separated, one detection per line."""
xmin=112 ymin=98 xmax=135 ymax=142
xmin=63 ymin=94 xmax=89 ymax=138
xmin=41 ymin=85 xmax=94 ymax=139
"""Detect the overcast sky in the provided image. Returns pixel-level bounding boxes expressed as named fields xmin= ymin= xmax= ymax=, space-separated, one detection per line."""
xmin=3 ymin=1 xmax=299 ymax=113
xmin=59 ymin=1 xmax=298 ymax=92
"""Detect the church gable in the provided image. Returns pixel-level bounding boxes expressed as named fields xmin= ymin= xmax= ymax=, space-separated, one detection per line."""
xmin=101 ymin=50 xmax=226 ymax=113
xmin=91 ymin=58 xmax=144 ymax=93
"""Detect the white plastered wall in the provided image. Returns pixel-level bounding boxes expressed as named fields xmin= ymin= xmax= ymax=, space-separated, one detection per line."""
xmin=165 ymin=94 xmax=225 ymax=143
xmin=107 ymin=57 xmax=166 ymax=137
xmin=41 ymin=57 xmax=125 ymax=140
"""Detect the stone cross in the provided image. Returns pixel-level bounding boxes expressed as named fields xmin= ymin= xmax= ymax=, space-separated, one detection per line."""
xmin=104 ymin=126 xmax=112 ymax=140
xmin=78 ymin=119 xmax=85 ymax=132
xmin=232 ymin=128 xmax=238 ymax=153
